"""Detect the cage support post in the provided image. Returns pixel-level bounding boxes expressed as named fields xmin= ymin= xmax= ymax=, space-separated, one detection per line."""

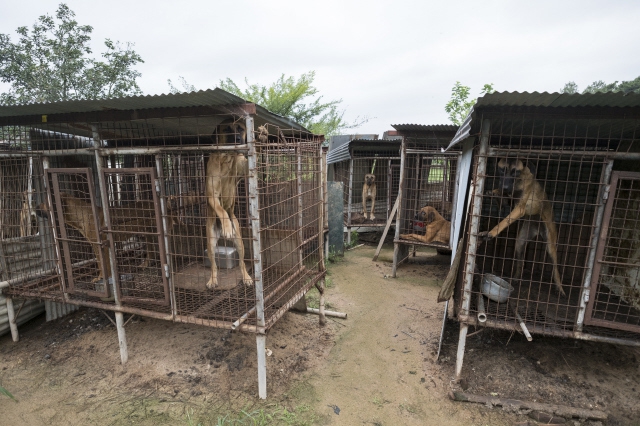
xmin=155 ymin=155 xmax=178 ymax=319
xmin=246 ymin=116 xmax=267 ymax=399
xmin=92 ymin=126 xmax=128 ymax=364
xmin=455 ymin=119 xmax=490 ymax=379
xmin=392 ymin=142 xmax=407 ymax=277
xmin=346 ymin=159 xmax=354 ymax=245
xmin=576 ymin=159 xmax=614 ymax=331
xmin=5 ymin=297 xmax=19 ymax=342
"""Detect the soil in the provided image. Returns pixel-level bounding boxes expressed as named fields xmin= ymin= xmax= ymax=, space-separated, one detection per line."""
xmin=1 ymin=243 xmax=639 ymax=425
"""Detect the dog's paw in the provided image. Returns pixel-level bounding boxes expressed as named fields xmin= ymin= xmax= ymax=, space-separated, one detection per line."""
xmin=205 ymin=277 xmax=218 ymax=290
xmin=220 ymin=221 xmax=234 ymax=240
xmin=477 ymin=231 xmax=493 ymax=241
xmin=370 ymin=214 xmax=376 ymax=221
xmin=241 ymin=275 xmax=253 ymax=287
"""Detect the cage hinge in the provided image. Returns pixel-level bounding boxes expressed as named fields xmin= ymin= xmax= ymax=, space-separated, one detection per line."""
xmin=155 ymin=179 xmax=161 ymax=194
xmin=164 ymin=264 xmax=170 ymax=278
xmin=602 ymin=185 xmax=610 ymax=201
xmin=583 ymin=289 xmax=590 ymax=303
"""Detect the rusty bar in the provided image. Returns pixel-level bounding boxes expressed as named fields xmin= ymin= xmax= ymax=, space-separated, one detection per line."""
xmin=155 ymin=155 xmax=177 ymax=319
xmin=318 ymin=145 xmax=326 ymax=273
xmin=40 ymin=157 xmax=64 ymax=289
xmin=346 ymin=159 xmax=354 ymax=234
xmin=93 ymin=126 xmax=122 ymax=306
xmin=577 ymin=159 xmax=614 ymax=332
xmin=297 ymin=144 xmax=304 ymax=266
xmin=488 ymin=148 xmax=640 ymax=159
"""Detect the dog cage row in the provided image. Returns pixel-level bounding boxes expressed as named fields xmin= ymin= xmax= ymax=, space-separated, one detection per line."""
xmin=1 ymin=127 xmax=325 ymax=334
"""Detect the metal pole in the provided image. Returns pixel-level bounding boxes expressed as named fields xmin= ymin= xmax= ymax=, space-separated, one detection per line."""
xmin=155 ymin=155 xmax=177 ymax=320
xmin=5 ymin=297 xmax=19 ymax=342
xmin=392 ymin=142 xmax=406 ymax=277
xmin=246 ymin=116 xmax=267 ymax=399
xmin=455 ymin=118 xmax=490 ymax=379
xmin=346 ymin=159 xmax=354 ymax=245
xmin=576 ymin=159 xmax=614 ymax=332
xmin=115 ymin=311 xmax=128 ymax=364
xmin=92 ymin=126 xmax=128 ymax=365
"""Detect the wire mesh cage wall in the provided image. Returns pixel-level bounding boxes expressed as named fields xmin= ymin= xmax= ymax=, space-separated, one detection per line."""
xmin=0 ymin=102 xmax=325 ymax=329
xmin=391 ymin=125 xmax=459 ymax=274
xmin=328 ymin=141 xmax=400 ymax=229
xmin=456 ymin=112 xmax=640 ymax=344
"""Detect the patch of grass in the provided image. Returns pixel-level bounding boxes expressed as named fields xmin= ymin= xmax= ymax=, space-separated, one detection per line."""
xmin=371 ymin=396 xmax=390 ymax=408
xmin=344 ymin=231 xmax=359 ymax=250
xmin=398 ymin=403 xmax=421 ymax=415
xmin=188 ymin=404 xmax=319 ymax=426
xmin=305 ymin=287 xmax=334 ymax=310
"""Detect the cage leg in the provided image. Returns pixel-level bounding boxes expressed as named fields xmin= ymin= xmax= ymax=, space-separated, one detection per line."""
xmin=392 ymin=242 xmax=399 ymax=277
xmin=315 ymin=279 xmax=327 ymax=326
xmin=455 ymin=323 xmax=469 ymax=379
xmin=115 ymin=312 xmax=129 ymax=364
xmin=256 ymin=333 xmax=267 ymax=399
xmin=6 ymin=297 xmax=19 ymax=342
xmin=347 ymin=227 xmax=352 ymax=245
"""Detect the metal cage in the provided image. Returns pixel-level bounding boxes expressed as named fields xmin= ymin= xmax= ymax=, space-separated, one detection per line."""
xmin=0 ymin=91 xmax=325 ymax=398
xmin=451 ymin=100 xmax=640 ymax=379
xmin=327 ymin=139 xmax=401 ymax=244
xmin=391 ymin=125 xmax=459 ymax=276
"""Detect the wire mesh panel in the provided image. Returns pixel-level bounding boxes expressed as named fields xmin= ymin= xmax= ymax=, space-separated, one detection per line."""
xmin=397 ymin=152 xmax=458 ymax=248
xmin=102 ymin=167 xmax=170 ymax=308
xmin=47 ymin=168 xmax=110 ymax=299
xmin=0 ymin=155 xmax=61 ymax=298
xmin=586 ymin=171 xmax=640 ymax=333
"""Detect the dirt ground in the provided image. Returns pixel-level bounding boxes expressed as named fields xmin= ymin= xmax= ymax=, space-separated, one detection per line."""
xmin=1 ymin=243 xmax=639 ymax=425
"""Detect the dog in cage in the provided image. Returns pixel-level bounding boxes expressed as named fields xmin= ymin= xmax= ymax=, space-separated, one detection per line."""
xmin=478 ymin=158 xmax=565 ymax=297
xmin=19 ymin=189 xmax=37 ymax=237
xmin=205 ymin=121 xmax=252 ymax=290
xmin=362 ymin=173 xmax=377 ymax=220
xmin=400 ymin=206 xmax=450 ymax=245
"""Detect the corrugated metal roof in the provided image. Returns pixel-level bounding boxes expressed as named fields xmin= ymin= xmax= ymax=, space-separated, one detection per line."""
xmin=0 ymin=88 xmax=309 ymax=132
xmin=445 ymin=91 xmax=640 ymax=151
xmin=326 ymin=139 xmax=400 ymax=165
xmin=475 ymin=91 xmax=640 ymax=109
xmin=392 ymin=124 xmax=458 ymax=132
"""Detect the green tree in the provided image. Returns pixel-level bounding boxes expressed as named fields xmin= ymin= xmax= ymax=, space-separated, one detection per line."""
xmin=561 ymin=76 xmax=640 ymax=95
xmin=168 ymin=71 xmax=365 ymax=136
xmin=0 ymin=3 xmax=143 ymax=105
xmin=445 ymin=82 xmax=495 ymax=126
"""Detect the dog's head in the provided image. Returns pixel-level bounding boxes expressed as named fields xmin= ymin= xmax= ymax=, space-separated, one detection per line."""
xmin=364 ymin=174 xmax=375 ymax=187
xmin=214 ymin=121 xmax=246 ymax=145
xmin=34 ymin=200 xmax=50 ymax=219
xmin=496 ymin=158 xmax=536 ymax=195
xmin=415 ymin=206 xmax=438 ymax=223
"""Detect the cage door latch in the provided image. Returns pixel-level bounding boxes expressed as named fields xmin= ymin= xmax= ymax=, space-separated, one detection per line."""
xmin=164 ymin=264 xmax=170 ymax=278
xmin=602 ymin=185 xmax=610 ymax=201
xmin=583 ymin=289 xmax=590 ymax=303
xmin=155 ymin=179 xmax=161 ymax=194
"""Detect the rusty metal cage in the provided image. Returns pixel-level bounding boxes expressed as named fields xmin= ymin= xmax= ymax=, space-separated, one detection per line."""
xmin=452 ymin=105 xmax=640 ymax=379
xmin=327 ymin=139 xmax=400 ymax=244
xmin=391 ymin=125 xmax=459 ymax=275
xmin=0 ymin=91 xmax=325 ymax=398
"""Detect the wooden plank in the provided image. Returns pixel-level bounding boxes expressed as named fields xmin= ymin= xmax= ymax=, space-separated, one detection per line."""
xmin=372 ymin=195 xmax=399 ymax=261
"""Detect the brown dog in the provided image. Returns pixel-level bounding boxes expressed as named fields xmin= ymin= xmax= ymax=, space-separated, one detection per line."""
xmin=362 ymin=173 xmax=376 ymax=220
xmin=400 ymin=206 xmax=450 ymax=245
xmin=19 ymin=189 xmax=37 ymax=237
xmin=35 ymin=193 xmax=158 ymax=284
xmin=205 ymin=122 xmax=252 ymax=290
xmin=478 ymin=158 xmax=565 ymax=296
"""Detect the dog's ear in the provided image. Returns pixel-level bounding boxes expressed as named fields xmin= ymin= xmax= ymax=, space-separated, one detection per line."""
xmin=497 ymin=158 xmax=508 ymax=170
xmin=427 ymin=210 xmax=435 ymax=222
xmin=524 ymin=160 xmax=537 ymax=177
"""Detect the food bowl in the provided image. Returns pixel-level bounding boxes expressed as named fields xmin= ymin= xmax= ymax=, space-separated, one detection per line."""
xmin=481 ymin=273 xmax=514 ymax=303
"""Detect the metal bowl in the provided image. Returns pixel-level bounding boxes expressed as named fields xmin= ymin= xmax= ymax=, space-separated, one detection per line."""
xmin=481 ymin=274 xmax=514 ymax=303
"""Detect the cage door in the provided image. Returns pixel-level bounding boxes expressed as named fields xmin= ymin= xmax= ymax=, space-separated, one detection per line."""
xmin=47 ymin=168 xmax=111 ymax=298
xmin=585 ymin=171 xmax=640 ymax=333
xmin=102 ymin=167 xmax=170 ymax=306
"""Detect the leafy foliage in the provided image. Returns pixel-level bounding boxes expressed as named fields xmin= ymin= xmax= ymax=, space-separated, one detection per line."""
xmin=218 ymin=71 xmax=368 ymax=136
xmin=561 ymin=76 xmax=640 ymax=95
xmin=0 ymin=3 xmax=143 ymax=105
xmin=444 ymin=82 xmax=495 ymax=126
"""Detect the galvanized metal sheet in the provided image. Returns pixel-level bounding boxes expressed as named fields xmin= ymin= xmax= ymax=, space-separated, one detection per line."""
xmin=327 ymin=182 xmax=345 ymax=255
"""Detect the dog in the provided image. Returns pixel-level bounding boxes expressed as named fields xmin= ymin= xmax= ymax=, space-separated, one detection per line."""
xmin=400 ymin=206 xmax=450 ymax=245
xmin=19 ymin=189 xmax=37 ymax=237
xmin=36 ymin=193 xmax=181 ymax=284
xmin=205 ymin=122 xmax=252 ymax=290
xmin=478 ymin=158 xmax=565 ymax=296
xmin=362 ymin=173 xmax=376 ymax=220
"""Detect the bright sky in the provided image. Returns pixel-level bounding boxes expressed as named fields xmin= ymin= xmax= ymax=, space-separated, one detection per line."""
xmin=1 ymin=1 xmax=639 ymax=134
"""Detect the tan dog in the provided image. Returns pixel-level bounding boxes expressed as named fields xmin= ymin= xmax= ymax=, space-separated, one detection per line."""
xmin=205 ymin=122 xmax=252 ymax=290
xmin=400 ymin=206 xmax=450 ymax=245
xmin=19 ymin=189 xmax=37 ymax=237
xmin=362 ymin=173 xmax=376 ymax=220
xmin=478 ymin=158 xmax=564 ymax=296
xmin=36 ymin=193 xmax=183 ymax=284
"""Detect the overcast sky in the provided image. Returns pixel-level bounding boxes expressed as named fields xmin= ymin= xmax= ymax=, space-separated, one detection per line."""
xmin=1 ymin=1 xmax=639 ymax=134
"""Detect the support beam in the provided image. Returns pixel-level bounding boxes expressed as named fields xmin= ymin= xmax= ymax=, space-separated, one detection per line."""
xmin=115 ymin=312 xmax=129 ymax=364
xmin=6 ymin=297 xmax=19 ymax=342
xmin=256 ymin=334 xmax=267 ymax=399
